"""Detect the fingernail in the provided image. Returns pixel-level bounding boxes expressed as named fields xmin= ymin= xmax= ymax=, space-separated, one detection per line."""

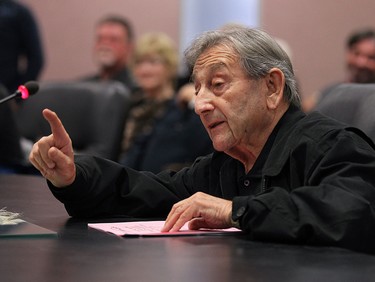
xmin=47 ymin=162 xmax=55 ymax=169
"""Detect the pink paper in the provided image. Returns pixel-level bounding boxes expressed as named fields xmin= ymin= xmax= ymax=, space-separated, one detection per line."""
xmin=88 ymin=221 xmax=242 ymax=237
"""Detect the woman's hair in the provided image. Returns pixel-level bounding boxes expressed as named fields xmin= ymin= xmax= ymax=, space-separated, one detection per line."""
xmin=184 ymin=27 xmax=301 ymax=107
xmin=133 ymin=32 xmax=179 ymax=78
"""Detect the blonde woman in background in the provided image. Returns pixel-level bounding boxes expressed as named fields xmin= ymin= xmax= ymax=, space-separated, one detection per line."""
xmin=119 ymin=32 xmax=212 ymax=173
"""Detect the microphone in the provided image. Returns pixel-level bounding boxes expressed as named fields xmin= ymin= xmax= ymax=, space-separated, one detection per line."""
xmin=0 ymin=81 xmax=39 ymax=105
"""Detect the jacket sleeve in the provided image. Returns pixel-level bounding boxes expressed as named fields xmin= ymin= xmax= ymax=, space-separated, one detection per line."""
xmin=232 ymin=130 xmax=375 ymax=253
xmin=48 ymin=155 xmax=194 ymax=219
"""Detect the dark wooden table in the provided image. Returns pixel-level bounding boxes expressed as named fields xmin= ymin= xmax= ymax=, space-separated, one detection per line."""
xmin=1 ymin=174 xmax=374 ymax=282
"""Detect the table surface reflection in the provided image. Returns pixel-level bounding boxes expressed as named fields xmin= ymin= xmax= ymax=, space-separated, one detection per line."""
xmin=1 ymin=174 xmax=374 ymax=282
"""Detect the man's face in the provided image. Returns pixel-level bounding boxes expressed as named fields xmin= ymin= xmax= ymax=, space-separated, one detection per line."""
xmin=346 ymin=38 xmax=375 ymax=83
xmin=94 ymin=23 xmax=131 ymax=69
xmin=193 ymin=45 xmax=270 ymax=154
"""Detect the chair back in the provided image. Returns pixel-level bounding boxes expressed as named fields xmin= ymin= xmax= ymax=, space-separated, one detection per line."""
xmin=15 ymin=81 xmax=130 ymax=161
xmin=0 ymin=84 xmax=24 ymax=170
xmin=315 ymin=83 xmax=375 ymax=142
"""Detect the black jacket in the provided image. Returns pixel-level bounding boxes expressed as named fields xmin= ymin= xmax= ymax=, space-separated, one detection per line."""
xmin=50 ymin=106 xmax=375 ymax=253
xmin=120 ymin=99 xmax=213 ymax=173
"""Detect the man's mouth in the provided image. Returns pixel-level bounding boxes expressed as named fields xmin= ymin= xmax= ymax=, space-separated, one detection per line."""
xmin=208 ymin=121 xmax=224 ymax=130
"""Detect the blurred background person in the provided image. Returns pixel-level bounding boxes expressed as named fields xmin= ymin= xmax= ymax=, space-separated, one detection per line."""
xmin=345 ymin=28 xmax=375 ymax=84
xmin=82 ymin=15 xmax=138 ymax=93
xmin=304 ymin=28 xmax=375 ymax=112
xmin=119 ymin=32 xmax=212 ymax=173
xmin=0 ymin=0 xmax=44 ymax=173
xmin=0 ymin=0 xmax=44 ymax=93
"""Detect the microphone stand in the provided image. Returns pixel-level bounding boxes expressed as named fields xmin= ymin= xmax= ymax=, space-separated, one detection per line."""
xmin=0 ymin=93 xmax=20 ymax=105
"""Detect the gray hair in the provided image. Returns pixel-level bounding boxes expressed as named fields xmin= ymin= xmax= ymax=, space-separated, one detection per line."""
xmin=184 ymin=27 xmax=301 ymax=107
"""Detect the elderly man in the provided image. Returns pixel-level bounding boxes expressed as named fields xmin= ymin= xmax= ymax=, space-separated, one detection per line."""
xmin=29 ymin=27 xmax=375 ymax=253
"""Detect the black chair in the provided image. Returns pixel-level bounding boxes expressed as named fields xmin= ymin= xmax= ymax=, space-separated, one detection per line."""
xmin=315 ymin=83 xmax=375 ymax=142
xmin=15 ymin=81 xmax=131 ymax=161
xmin=0 ymin=84 xmax=25 ymax=173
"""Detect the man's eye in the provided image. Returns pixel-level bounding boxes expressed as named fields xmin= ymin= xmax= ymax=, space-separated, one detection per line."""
xmin=213 ymin=82 xmax=224 ymax=90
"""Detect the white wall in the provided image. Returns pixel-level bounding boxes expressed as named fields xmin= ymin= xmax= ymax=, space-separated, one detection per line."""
xmin=179 ymin=0 xmax=259 ymax=54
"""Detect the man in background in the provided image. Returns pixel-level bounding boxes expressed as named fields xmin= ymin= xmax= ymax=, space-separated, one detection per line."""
xmin=82 ymin=15 xmax=138 ymax=93
xmin=345 ymin=28 xmax=375 ymax=84
xmin=304 ymin=28 xmax=375 ymax=111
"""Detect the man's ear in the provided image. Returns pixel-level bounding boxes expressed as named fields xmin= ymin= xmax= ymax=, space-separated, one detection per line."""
xmin=265 ymin=68 xmax=285 ymax=110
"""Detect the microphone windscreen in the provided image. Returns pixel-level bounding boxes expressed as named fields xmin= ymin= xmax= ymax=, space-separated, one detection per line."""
xmin=24 ymin=81 xmax=39 ymax=96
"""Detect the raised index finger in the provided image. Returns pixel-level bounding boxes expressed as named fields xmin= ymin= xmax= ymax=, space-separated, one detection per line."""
xmin=42 ymin=108 xmax=70 ymax=147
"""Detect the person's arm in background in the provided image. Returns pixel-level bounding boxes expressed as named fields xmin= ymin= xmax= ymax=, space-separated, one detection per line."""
xmin=175 ymin=83 xmax=195 ymax=110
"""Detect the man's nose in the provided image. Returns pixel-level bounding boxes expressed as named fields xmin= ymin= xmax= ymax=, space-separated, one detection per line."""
xmin=194 ymin=89 xmax=214 ymax=115
xmin=356 ymin=54 xmax=371 ymax=68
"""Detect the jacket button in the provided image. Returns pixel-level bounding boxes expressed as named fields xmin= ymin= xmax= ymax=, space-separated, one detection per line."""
xmin=236 ymin=206 xmax=246 ymax=217
xmin=244 ymin=179 xmax=250 ymax=187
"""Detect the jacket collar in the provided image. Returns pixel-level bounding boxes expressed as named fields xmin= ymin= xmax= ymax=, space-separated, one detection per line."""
xmin=215 ymin=105 xmax=306 ymax=196
xmin=262 ymin=105 xmax=306 ymax=176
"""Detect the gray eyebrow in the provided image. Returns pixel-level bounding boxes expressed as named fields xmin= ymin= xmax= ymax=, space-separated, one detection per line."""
xmin=192 ymin=62 xmax=227 ymax=83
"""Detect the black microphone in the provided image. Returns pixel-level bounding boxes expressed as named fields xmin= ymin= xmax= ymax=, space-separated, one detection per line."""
xmin=0 ymin=81 xmax=39 ymax=105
